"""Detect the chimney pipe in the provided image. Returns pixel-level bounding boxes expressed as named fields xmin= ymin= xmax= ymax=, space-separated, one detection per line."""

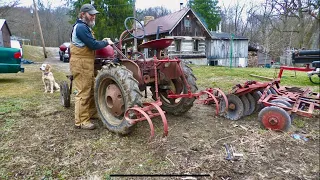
xmin=180 ymin=2 xmax=183 ymax=10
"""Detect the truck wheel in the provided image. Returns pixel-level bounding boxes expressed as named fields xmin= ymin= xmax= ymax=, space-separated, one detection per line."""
xmin=151 ymin=63 xmax=198 ymax=115
xmin=94 ymin=64 xmax=143 ymax=135
xmin=60 ymin=81 xmax=70 ymax=107
xmin=62 ymin=56 xmax=67 ymax=63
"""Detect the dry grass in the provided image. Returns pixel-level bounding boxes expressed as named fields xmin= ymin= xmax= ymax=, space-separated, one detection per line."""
xmin=22 ymin=45 xmax=46 ymax=62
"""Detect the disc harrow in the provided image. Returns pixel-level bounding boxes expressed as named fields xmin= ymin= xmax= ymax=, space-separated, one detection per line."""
xmin=222 ymin=79 xmax=319 ymax=131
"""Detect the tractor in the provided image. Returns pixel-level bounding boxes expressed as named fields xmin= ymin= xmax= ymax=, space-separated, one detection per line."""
xmin=60 ymin=17 xmax=227 ymax=139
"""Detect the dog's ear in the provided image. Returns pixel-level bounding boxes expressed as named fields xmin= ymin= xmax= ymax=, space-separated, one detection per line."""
xmin=45 ymin=64 xmax=51 ymax=71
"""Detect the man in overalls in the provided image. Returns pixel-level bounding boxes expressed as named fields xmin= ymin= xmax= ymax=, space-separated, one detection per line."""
xmin=70 ymin=4 xmax=113 ymax=130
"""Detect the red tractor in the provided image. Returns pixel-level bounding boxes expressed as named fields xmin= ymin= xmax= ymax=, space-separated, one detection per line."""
xmin=60 ymin=17 xmax=227 ymax=139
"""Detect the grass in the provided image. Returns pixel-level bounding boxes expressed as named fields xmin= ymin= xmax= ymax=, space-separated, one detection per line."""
xmin=22 ymin=45 xmax=46 ymax=62
xmin=293 ymin=118 xmax=306 ymax=128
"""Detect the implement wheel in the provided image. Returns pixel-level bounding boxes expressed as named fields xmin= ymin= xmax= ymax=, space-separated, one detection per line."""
xmin=259 ymin=106 xmax=291 ymax=131
xmin=152 ymin=63 xmax=198 ymax=115
xmin=94 ymin=64 xmax=143 ymax=135
xmin=60 ymin=81 xmax=70 ymax=107
xmin=222 ymin=94 xmax=244 ymax=120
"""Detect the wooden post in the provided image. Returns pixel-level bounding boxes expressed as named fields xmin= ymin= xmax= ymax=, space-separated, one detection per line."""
xmin=33 ymin=0 xmax=47 ymax=58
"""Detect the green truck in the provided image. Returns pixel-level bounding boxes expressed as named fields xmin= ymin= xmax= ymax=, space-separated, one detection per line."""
xmin=0 ymin=47 xmax=24 ymax=73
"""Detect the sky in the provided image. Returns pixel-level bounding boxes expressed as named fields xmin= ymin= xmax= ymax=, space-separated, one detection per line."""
xmin=15 ymin=0 xmax=230 ymax=12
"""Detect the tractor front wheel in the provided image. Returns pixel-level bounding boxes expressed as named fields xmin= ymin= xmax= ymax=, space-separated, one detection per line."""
xmin=94 ymin=64 xmax=143 ymax=135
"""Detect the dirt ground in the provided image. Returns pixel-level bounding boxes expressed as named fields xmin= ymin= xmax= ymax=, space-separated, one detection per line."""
xmin=0 ymin=48 xmax=319 ymax=179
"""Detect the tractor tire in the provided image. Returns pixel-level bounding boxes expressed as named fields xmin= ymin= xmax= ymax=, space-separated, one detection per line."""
xmin=152 ymin=63 xmax=198 ymax=115
xmin=94 ymin=64 xmax=143 ymax=135
xmin=221 ymin=94 xmax=244 ymax=121
xmin=259 ymin=106 xmax=291 ymax=131
xmin=60 ymin=81 xmax=70 ymax=107
xmin=246 ymin=93 xmax=256 ymax=116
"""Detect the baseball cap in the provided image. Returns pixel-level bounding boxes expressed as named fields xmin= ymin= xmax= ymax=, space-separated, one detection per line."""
xmin=80 ymin=4 xmax=99 ymax=15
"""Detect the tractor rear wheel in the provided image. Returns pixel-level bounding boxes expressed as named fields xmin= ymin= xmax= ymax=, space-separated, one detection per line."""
xmin=152 ymin=63 xmax=198 ymax=115
xmin=94 ymin=64 xmax=143 ymax=135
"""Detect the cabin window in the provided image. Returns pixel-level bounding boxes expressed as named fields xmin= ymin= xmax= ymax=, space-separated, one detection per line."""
xmin=193 ymin=39 xmax=199 ymax=51
xmin=175 ymin=39 xmax=181 ymax=51
xmin=184 ymin=18 xmax=190 ymax=28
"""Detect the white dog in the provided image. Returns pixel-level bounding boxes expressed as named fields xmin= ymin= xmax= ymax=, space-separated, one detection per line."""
xmin=40 ymin=64 xmax=60 ymax=93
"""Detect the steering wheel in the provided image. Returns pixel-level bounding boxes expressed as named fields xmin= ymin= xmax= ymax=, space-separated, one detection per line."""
xmin=129 ymin=51 xmax=146 ymax=61
xmin=124 ymin=17 xmax=145 ymax=39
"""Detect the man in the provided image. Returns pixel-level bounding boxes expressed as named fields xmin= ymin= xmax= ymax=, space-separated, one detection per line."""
xmin=70 ymin=3 xmax=113 ymax=130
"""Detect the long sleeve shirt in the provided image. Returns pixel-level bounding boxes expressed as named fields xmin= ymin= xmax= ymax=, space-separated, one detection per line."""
xmin=71 ymin=19 xmax=108 ymax=50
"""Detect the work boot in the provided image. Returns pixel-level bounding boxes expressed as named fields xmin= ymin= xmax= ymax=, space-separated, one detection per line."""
xmin=74 ymin=122 xmax=96 ymax=130
xmin=90 ymin=114 xmax=100 ymax=120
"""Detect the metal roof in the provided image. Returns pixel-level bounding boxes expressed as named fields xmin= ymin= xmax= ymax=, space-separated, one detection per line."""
xmin=142 ymin=8 xmax=189 ymax=36
xmin=141 ymin=8 xmax=212 ymax=38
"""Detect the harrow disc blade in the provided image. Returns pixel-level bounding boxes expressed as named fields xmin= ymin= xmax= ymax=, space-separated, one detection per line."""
xmin=246 ymin=93 xmax=256 ymax=116
xmin=222 ymin=94 xmax=244 ymax=121
xmin=240 ymin=95 xmax=250 ymax=116
xmin=252 ymin=90 xmax=263 ymax=113
xmin=270 ymin=99 xmax=295 ymax=120
xmin=269 ymin=87 xmax=278 ymax=94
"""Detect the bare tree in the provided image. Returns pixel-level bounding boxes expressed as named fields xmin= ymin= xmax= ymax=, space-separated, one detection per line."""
xmin=136 ymin=6 xmax=172 ymax=20
xmin=0 ymin=0 xmax=19 ymax=16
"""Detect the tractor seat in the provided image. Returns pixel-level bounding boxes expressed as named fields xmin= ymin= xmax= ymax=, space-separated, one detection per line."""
xmin=139 ymin=38 xmax=174 ymax=50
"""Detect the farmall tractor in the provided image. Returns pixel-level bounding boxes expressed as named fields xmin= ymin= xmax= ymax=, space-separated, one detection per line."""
xmin=60 ymin=17 xmax=227 ymax=139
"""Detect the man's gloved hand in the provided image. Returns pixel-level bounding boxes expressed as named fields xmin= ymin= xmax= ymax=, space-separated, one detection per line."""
xmin=103 ymin=38 xmax=114 ymax=45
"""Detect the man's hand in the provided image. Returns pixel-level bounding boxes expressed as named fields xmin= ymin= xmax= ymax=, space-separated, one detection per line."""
xmin=103 ymin=38 xmax=114 ymax=45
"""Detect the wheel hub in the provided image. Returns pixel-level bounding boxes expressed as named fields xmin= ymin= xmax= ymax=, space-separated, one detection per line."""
xmin=105 ymin=84 xmax=124 ymax=116
xmin=268 ymin=117 xmax=278 ymax=125
xmin=229 ymin=103 xmax=236 ymax=110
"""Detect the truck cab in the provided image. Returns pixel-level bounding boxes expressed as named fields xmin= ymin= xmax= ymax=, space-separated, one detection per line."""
xmin=0 ymin=47 xmax=24 ymax=73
